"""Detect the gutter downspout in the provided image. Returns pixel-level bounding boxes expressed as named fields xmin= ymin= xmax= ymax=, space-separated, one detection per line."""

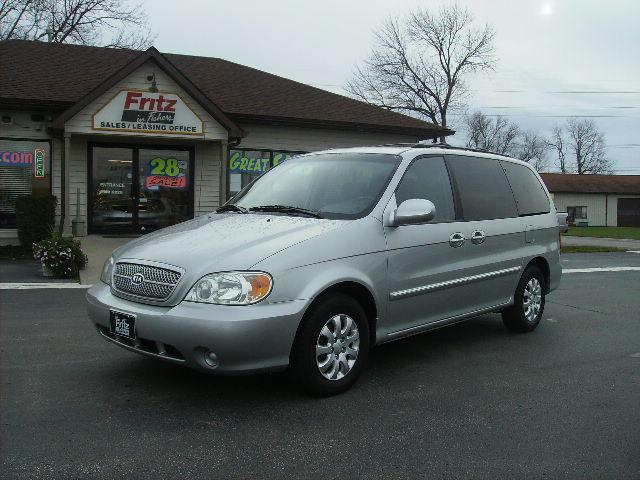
xmin=605 ymin=193 xmax=608 ymax=227
xmin=58 ymin=134 xmax=71 ymax=235
xmin=57 ymin=136 xmax=65 ymax=234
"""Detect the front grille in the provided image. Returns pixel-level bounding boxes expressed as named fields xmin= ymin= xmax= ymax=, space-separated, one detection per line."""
xmin=112 ymin=262 xmax=182 ymax=301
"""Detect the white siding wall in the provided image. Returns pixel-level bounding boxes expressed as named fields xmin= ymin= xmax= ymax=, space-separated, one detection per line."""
xmin=194 ymin=141 xmax=222 ymax=215
xmin=238 ymin=124 xmax=421 ymax=152
xmin=64 ymin=60 xmax=227 ymax=141
xmin=0 ymin=111 xmax=52 ymax=139
xmin=66 ymin=136 xmax=88 ymax=235
xmin=551 ymin=192 xmax=640 ymax=227
xmin=552 ymin=192 xmax=607 ymax=226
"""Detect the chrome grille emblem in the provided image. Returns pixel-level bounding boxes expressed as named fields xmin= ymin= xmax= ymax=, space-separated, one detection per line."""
xmin=112 ymin=262 xmax=182 ymax=302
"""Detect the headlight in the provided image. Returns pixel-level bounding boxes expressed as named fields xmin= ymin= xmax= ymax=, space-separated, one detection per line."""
xmin=185 ymin=271 xmax=272 ymax=305
xmin=100 ymin=256 xmax=114 ymax=285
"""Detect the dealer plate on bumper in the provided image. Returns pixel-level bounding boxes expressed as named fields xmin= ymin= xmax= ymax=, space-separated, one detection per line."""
xmin=110 ymin=310 xmax=136 ymax=339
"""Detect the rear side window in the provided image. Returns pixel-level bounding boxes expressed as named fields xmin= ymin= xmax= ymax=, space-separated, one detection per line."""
xmin=395 ymin=156 xmax=455 ymax=223
xmin=501 ymin=161 xmax=551 ymax=216
xmin=446 ymin=155 xmax=517 ymax=221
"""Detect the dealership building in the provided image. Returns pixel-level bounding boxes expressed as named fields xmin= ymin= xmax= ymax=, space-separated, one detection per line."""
xmin=0 ymin=40 xmax=450 ymax=243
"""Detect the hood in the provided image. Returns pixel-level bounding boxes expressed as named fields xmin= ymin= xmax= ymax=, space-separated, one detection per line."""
xmin=114 ymin=213 xmax=344 ymax=273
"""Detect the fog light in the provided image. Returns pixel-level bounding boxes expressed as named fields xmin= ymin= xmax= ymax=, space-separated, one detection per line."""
xmin=204 ymin=351 xmax=219 ymax=368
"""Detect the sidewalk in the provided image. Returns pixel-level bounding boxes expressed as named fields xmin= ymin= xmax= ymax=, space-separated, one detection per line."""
xmin=563 ymin=235 xmax=640 ymax=250
xmin=0 ymin=235 xmax=131 ymax=286
xmin=0 ymin=259 xmax=76 ymax=283
xmin=78 ymin=235 xmax=135 ymax=285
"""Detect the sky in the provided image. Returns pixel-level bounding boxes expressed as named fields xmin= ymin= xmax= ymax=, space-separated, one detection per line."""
xmin=145 ymin=0 xmax=639 ymax=174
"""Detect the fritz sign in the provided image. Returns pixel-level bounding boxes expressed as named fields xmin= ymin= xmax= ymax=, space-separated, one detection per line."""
xmin=93 ymin=90 xmax=204 ymax=136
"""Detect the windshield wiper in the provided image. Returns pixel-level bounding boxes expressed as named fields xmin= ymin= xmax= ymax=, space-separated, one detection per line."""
xmin=249 ymin=205 xmax=323 ymax=218
xmin=216 ymin=204 xmax=248 ymax=214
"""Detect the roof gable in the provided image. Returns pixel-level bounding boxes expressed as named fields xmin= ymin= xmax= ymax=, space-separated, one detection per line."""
xmin=49 ymin=46 xmax=243 ymax=138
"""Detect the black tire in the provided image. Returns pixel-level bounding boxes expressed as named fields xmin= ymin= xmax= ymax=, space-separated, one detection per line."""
xmin=291 ymin=293 xmax=370 ymax=396
xmin=502 ymin=265 xmax=546 ymax=333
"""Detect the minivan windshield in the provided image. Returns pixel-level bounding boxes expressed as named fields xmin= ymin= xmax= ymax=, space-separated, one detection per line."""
xmin=230 ymin=153 xmax=401 ymax=219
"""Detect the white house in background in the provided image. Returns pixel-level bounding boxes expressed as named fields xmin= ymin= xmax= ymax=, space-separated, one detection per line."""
xmin=540 ymin=173 xmax=640 ymax=227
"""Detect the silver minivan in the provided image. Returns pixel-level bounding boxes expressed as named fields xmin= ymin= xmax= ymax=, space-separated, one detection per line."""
xmin=86 ymin=145 xmax=561 ymax=395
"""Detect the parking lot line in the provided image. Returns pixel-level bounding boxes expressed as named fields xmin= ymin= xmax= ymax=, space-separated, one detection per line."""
xmin=563 ymin=267 xmax=640 ymax=274
xmin=0 ymin=283 xmax=90 ymax=289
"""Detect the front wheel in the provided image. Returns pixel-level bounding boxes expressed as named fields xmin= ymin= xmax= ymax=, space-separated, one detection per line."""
xmin=502 ymin=266 xmax=546 ymax=333
xmin=291 ymin=294 xmax=370 ymax=396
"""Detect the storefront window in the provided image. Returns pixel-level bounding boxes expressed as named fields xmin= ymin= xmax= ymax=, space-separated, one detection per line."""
xmin=0 ymin=139 xmax=51 ymax=228
xmin=138 ymin=149 xmax=191 ymax=232
xmin=90 ymin=145 xmax=192 ymax=234
xmin=228 ymin=149 xmax=305 ymax=197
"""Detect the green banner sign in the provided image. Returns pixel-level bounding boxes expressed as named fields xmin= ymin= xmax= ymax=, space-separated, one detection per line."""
xmin=229 ymin=151 xmax=294 ymax=174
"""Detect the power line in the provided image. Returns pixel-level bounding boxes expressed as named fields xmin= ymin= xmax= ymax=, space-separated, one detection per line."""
xmin=447 ymin=113 xmax=640 ymax=118
xmin=309 ymin=84 xmax=640 ymax=95
xmin=473 ymin=106 xmax=640 ymax=109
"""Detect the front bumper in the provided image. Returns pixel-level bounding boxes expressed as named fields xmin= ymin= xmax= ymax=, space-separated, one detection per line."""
xmin=86 ymin=282 xmax=307 ymax=374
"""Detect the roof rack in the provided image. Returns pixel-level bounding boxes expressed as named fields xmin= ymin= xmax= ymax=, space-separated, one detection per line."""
xmin=379 ymin=141 xmax=512 ymax=158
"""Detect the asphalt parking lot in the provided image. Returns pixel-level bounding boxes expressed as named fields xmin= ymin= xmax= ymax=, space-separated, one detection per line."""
xmin=1 ymin=253 xmax=639 ymax=479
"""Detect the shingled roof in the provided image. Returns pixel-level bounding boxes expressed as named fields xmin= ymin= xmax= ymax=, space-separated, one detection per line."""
xmin=540 ymin=173 xmax=640 ymax=195
xmin=0 ymin=40 xmax=452 ymax=138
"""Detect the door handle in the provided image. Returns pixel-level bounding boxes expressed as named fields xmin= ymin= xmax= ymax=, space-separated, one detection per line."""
xmin=470 ymin=230 xmax=486 ymax=245
xmin=449 ymin=232 xmax=465 ymax=248
xmin=525 ymin=224 xmax=535 ymax=244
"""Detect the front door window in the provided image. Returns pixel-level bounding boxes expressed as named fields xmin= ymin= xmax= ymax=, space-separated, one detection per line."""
xmin=91 ymin=145 xmax=192 ymax=234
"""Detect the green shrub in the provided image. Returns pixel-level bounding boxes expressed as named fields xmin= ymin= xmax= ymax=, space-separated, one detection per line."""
xmin=15 ymin=195 xmax=57 ymax=246
xmin=33 ymin=233 xmax=87 ymax=278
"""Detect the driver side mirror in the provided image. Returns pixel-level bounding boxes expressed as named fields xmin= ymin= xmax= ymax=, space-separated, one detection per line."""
xmin=387 ymin=199 xmax=436 ymax=227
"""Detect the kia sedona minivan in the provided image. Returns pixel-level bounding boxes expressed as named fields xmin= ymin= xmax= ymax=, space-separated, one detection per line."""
xmin=86 ymin=145 xmax=561 ymax=396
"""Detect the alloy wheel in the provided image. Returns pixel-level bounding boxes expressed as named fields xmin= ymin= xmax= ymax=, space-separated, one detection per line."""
xmin=523 ymin=277 xmax=542 ymax=322
xmin=315 ymin=314 xmax=360 ymax=380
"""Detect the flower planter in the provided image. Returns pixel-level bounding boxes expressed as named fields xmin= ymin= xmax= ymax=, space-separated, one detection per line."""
xmin=33 ymin=234 xmax=87 ymax=279
xmin=41 ymin=261 xmax=54 ymax=277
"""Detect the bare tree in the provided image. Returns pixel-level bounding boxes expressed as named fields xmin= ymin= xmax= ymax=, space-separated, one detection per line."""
xmin=347 ymin=4 xmax=495 ymax=141
xmin=0 ymin=0 xmax=153 ymax=48
xmin=566 ymin=118 xmax=611 ymax=174
xmin=548 ymin=125 xmax=568 ymax=173
xmin=464 ymin=111 xmax=549 ymax=171
xmin=464 ymin=111 xmax=519 ymax=155
xmin=516 ymin=131 xmax=549 ymax=172
xmin=549 ymin=119 xmax=612 ymax=174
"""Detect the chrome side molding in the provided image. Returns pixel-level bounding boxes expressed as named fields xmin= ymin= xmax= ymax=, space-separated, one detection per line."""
xmin=389 ymin=266 xmax=521 ymax=301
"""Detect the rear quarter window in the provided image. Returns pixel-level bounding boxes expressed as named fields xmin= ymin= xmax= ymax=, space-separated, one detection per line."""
xmin=501 ymin=161 xmax=551 ymax=216
xmin=445 ymin=155 xmax=517 ymax=221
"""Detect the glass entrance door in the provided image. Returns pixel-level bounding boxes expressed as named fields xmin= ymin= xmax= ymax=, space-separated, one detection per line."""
xmin=90 ymin=145 xmax=193 ymax=234
xmin=91 ymin=147 xmax=135 ymax=233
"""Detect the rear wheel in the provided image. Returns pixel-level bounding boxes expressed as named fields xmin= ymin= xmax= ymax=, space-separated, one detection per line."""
xmin=291 ymin=293 xmax=369 ymax=396
xmin=502 ymin=266 xmax=546 ymax=333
